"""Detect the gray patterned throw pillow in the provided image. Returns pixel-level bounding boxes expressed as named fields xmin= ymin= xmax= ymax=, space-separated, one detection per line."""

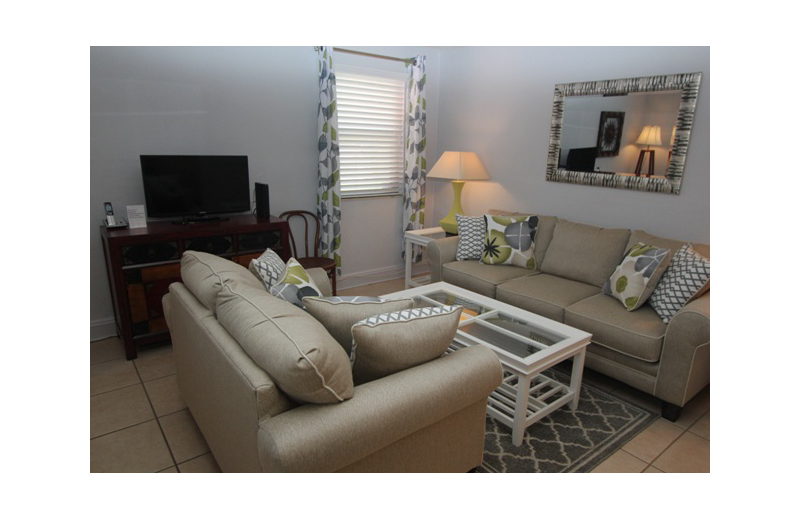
xmin=249 ymin=248 xmax=286 ymax=290
xmin=648 ymin=243 xmax=710 ymax=323
xmin=455 ymin=214 xmax=486 ymax=261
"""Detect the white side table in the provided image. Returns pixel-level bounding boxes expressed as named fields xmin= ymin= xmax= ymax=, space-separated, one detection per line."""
xmin=404 ymin=226 xmax=446 ymax=289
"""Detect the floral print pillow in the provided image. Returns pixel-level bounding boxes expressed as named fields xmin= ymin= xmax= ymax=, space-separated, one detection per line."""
xmin=270 ymin=258 xmax=323 ymax=309
xmin=602 ymin=243 xmax=670 ymax=311
xmin=480 ymin=215 xmax=539 ymax=269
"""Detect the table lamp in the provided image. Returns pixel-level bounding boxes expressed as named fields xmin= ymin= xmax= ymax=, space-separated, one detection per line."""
xmin=428 ymin=151 xmax=490 ymax=235
xmin=633 ymin=125 xmax=662 ymax=177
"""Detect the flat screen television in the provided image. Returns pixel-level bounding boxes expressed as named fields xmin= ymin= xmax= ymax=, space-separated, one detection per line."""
xmin=140 ymin=155 xmax=250 ymax=220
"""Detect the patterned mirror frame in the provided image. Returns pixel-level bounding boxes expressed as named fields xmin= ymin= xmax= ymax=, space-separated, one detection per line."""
xmin=546 ymin=72 xmax=702 ymax=195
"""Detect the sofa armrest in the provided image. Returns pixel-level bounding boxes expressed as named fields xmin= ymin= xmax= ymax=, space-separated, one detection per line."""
xmin=427 ymin=236 xmax=460 ymax=282
xmin=655 ymin=292 xmax=710 ymax=407
xmin=164 ymin=283 xmax=295 ymax=472
xmin=258 ymin=345 xmax=502 ymax=472
xmin=307 ymin=267 xmax=332 ymax=297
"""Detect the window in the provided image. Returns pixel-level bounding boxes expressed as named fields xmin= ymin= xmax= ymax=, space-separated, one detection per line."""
xmin=336 ymin=69 xmax=406 ymax=197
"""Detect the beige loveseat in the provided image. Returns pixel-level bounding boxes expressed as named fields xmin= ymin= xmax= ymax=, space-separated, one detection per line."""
xmin=427 ymin=213 xmax=710 ymax=420
xmin=162 ymin=251 xmax=502 ymax=472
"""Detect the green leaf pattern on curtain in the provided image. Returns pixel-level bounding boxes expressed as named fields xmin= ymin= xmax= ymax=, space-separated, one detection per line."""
xmin=402 ymin=56 xmax=427 ymax=262
xmin=317 ymin=46 xmax=342 ymax=275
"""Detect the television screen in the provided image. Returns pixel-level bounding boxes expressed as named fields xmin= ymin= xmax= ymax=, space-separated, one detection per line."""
xmin=140 ymin=155 xmax=250 ymax=218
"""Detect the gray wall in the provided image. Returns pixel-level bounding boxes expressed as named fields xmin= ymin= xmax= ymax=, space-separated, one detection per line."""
xmin=91 ymin=46 xmax=709 ymax=338
xmin=429 ymin=46 xmax=710 ymax=244
xmin=90 ymin=46 xmax=439 ymax=337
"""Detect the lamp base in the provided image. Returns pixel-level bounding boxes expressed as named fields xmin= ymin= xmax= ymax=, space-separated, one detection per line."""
xmin=438 ymin=180 xmax=465 ymax=235
xmin=634 ymin=149 xmax=656 ymax=177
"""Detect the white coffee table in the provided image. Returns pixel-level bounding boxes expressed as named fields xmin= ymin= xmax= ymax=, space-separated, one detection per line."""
xmin=382 ymin=282 xmax=592 ymax=446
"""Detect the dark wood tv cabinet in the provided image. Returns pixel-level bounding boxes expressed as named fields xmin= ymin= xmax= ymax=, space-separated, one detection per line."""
xmin=100 ymin=215 xmax=290 ymax=360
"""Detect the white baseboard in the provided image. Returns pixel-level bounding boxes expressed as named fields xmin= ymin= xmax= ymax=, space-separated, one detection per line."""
xmin=91 ymin=318 xmax=118 ymax=342
xmin=337 ymin=261 xmax=429 ymax=291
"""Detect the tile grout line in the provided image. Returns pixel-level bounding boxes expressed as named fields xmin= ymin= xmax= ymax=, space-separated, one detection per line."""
xmin=631 ymin=411 xmax=709 ymax=472
xmin=133 ymin=360 xmax=181 ymax=472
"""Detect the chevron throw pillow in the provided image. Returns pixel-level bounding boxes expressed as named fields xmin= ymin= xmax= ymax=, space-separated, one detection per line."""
xmin=648 ymin=243 xmax=710 ymax=323
xmin=455 ymin=214 xmax=486 ymax=260
xmin=249 ymin=248 xmax=286 ymax=290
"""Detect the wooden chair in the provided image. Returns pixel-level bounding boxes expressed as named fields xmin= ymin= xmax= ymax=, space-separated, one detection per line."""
xmin=279 ymin=210 xmax=337 ymax=295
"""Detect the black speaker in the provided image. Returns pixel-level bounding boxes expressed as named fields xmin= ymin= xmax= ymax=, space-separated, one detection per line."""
xmin=255 ymin=182 xmax=270 ymax=218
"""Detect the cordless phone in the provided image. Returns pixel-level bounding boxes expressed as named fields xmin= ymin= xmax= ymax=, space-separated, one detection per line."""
xmin=103 ymin=202 xmax=127 ymax=228
xmin=105 ymin=202 xmax=116 ymax=226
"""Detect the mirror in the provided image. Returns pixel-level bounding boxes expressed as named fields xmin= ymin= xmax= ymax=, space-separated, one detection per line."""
xmin=546 ymin=72 xmax=702 ymax=195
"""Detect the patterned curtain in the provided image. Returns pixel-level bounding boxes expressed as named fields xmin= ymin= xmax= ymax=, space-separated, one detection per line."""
xmin=316 ymin=46 xmax=342 ymax=275
xmin=402 ymin=55 xmax=427 ymax=261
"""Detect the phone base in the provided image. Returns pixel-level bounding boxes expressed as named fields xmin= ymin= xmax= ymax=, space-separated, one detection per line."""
xmin=103 ymin=219 xmax=128 ymax=229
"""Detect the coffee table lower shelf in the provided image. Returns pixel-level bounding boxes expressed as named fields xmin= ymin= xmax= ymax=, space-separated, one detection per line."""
xmin=488 ymin=372 xmax=580 ymax=444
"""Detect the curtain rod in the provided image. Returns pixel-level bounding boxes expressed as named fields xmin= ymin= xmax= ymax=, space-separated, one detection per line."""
xmin=316 ymin=47 xmax=417 ymax=65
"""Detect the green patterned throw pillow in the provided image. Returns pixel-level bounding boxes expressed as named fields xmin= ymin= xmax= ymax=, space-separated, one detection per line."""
xmin=480 ymin=214 xmax=539 ymax=269
xmin=602 ymin=243 xmax=670 ymax=311
xmin=270 ymin=258 xmax=323 ymax=309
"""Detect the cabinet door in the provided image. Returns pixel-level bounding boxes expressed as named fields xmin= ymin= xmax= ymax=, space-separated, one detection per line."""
xmin=185 ymin=235 xmax=234 ymax=256
xmin=238 ymin=230 xmax=283 ymax=256
xmin=124 ymin=263 xmax=181 ymax=336
xmin=121 ymin=241 xmax=179 ymax=266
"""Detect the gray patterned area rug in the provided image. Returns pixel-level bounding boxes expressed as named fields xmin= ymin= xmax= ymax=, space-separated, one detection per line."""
xmin=479 ymin=370 xmax=659 ymax=473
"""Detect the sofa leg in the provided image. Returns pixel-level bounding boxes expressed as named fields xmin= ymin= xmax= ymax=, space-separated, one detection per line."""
xmin=661 ymin=402 xmax=683 ymax=422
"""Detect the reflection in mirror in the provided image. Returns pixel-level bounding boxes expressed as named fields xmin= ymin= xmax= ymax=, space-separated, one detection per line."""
xmin=546 ymin=73 xmax=702 ymax=195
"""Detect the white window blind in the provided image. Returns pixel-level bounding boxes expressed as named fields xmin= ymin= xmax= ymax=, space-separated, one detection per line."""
xmin=336 ymin=70 xmax=406 ymax=197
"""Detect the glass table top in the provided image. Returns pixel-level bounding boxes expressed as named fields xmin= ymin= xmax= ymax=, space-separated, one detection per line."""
xmin=411 ymin=290 xmax=568 ymax=360
xmin=458 ymin=312 xmax=566 ymax=358
xmin=412 ymin=291 xmax=494 ymax=317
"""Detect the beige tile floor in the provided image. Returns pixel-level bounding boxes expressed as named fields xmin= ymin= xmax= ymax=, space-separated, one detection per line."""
xmin=90 ymin=277 xmax=710 ymax=473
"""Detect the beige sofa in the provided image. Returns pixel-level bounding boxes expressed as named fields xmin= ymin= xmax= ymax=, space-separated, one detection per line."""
xmin=427 ymin=213 xmax=710 ymax=420
xmin=162 ymin=252 xmax=502 ymax=472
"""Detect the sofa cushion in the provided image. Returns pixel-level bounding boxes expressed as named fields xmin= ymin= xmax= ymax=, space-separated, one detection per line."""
xmin=540 ymin=220 xmax=630 ymax=287
xmin=442 ymin=260 xmax=534 ymax=298
xmin=350 ymin=305 xmax=462 ymax=385
xmin=304 ymin=296 xmax=415 ymax=355
xmin=181 ymin=251 xmax=265 ymax=312
xmin=495 ymin=273 xmax=600 ymax=322
xmin=565 ymin=293 xmax=667 ymax=363
xmin=216 ymin=281 xmax=354 ymax=404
